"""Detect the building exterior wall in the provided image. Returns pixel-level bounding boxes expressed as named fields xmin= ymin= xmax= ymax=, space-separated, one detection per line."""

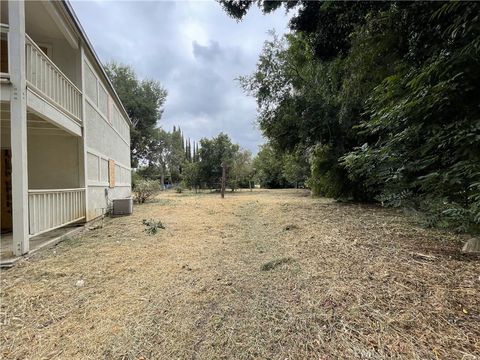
xmin=82 ymin=56 xmax=131 ymax=220
xmin=27 ymin=131 xmax=80 ymax=189
xmin=3 ymin=0 xmax=132 ymax=253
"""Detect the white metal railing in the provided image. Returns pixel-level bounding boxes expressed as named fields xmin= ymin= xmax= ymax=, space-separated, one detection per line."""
xmin=28 ymin=188 xmax=86 ymax=236
xmin=25 ymin=35 xmax=82 ymax=121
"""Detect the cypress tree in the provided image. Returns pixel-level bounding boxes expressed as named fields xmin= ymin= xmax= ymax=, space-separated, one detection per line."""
xmin=188 ymin=138 xmax=192 ymax=162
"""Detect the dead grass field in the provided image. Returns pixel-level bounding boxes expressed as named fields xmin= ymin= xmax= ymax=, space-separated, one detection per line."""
xmin=1 ymin=189 xmax=479 ymax=359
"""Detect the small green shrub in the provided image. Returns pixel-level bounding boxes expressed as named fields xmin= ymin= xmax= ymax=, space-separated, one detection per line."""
xmin=142 ymin=219 xmax=165 ymax=235
xmin=261 ymin=257 xmax=294 ymax=271
xmin=175 ymin=187 xmax=183 ymax=194
xmin=133 ymin=180 xmax=161 ymax=203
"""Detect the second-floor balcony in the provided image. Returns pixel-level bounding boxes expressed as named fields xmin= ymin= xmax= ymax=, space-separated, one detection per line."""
xmin=1 ymin=13 xmax=83 ymax=125
xmin=25 ymin=34 xmax=82 ymax=122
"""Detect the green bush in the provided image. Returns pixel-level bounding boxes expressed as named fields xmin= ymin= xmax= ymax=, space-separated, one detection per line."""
xmin=142 ymin=219 xmax=165 ymax=235
xmin=133 ymin=180 xmax=160 ymax=204
xmin=308 ymin=144 xmax=358 ymax=199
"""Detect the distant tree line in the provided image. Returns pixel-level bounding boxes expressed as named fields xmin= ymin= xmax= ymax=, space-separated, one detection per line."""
xmin=183 ymin=133 xmax=254 ymax=192
xmin=221 ymin=1 xmax=480 ymax=232
xmin=105 ymin=63 xmax=197 ymax=187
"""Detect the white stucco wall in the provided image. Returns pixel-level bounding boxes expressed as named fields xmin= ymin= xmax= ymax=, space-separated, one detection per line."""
xmin=83 ymin=57 xmax=131 ymax=220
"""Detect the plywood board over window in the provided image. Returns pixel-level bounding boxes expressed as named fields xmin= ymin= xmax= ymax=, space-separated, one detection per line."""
xmin=108 ymin=159 xmax=115 ymax=188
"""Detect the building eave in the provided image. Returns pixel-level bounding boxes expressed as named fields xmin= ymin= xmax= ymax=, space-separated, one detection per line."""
xmin=60 ymin=0 xmax=133 ymax=127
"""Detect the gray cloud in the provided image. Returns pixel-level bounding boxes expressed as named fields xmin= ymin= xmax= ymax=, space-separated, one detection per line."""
xmin=192 ymin=40 xmax=222 ymax=61
xmin=71 ymin=0 xmax=291 ymax=154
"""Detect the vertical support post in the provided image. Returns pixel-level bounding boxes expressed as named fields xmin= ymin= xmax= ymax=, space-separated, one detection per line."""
xmin=79 ymin=45 xmax=89 ymax=220
xmin=221 ymin=161 xmax=226 ymax=199
xmin=9 ymin=0 xmax=29 ymax=255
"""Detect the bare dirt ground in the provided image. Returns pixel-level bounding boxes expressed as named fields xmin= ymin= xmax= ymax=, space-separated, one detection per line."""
xmin=1 ymin=189 xmax=479 ymax=359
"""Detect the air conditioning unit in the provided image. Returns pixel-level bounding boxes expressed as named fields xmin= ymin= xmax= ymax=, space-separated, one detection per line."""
xmin=112 ymin=198 xmax=133 ymax=215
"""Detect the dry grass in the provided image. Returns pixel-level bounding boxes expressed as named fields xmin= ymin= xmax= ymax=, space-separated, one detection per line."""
xmin=0 ymin=189 xmax=479 ymax=359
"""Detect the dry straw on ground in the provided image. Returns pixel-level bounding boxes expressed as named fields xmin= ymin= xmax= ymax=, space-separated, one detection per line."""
xmin=1 ymin=189 xmax=479 ymax=359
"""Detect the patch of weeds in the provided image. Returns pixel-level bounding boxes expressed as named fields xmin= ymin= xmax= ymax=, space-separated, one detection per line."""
xmin=142 ymin=219 xmax=165 ymax=235
xmin=261 ymin=257 xmax=295 ymax=271
xmin=151 ymin=198 xmax=172 ymax=206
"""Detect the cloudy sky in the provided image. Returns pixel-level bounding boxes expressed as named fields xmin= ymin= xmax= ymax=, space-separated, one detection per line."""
xmin=71 ymin=0 xmax=292 ymax=154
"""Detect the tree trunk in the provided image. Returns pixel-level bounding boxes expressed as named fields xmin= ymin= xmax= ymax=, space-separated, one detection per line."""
xmin=221 ymin=162 xmax=226 ymax=199
xmin=249 ymin=180 xmax=252 ymax=192
xmin=160 ymin=173 xmax=165 ymax=190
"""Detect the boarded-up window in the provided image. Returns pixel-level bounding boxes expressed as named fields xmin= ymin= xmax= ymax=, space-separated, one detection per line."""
xmin=108 ymin=159 xmax=115 ymax=188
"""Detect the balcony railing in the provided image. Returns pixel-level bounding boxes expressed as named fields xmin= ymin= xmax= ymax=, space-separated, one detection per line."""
xmin=28 ymin=188 xmax=86 ymax=236
xmin=25 ymin=35 xmax=82 ymax=121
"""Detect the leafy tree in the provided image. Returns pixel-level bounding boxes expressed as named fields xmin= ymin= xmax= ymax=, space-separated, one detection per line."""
xmin=283 ymin=149 xmax=309 ymax=188
xmin=182 ymin=162 xmax=202 ymax=193
xmin=134 ymin=126 xmax=196 ymax=187
xmin=105 ymin=62 xmax=167 ymax=168
xmin=342 ymin=2 xmax=480 ymax=231
xmin=240 ymin=32 xmax=361 ymax=196
xmin=198 ymin=133 xmax=239 ymax=189
xmin=167 ymin=127 xmax=186 ymax=183
xmin=230 ymin=149 xmax=254 ymax=190
xmin=225 ymin=1 xmax=480 ymax=231
xmin=253 ymin=144 xmax=286 ymax=188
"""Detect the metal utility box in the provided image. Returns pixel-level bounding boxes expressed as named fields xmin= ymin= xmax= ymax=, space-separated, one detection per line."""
xmin=112 ymin=198 xmax=133 ymax=215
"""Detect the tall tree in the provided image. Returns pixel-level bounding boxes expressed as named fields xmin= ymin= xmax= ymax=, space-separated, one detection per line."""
xmin=253 ymin=144 xmax=286 ymax=189
xmin=225 ymin=1 xmax=480 ymax=230
xmin=283 ymin=149 xmax=309 ymax=188
xmin=198 ymin=133 xmax=239 ymax=189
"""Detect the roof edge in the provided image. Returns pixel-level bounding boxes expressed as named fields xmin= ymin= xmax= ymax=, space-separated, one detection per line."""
xmin=61 ymin=0 xmax=133 ymax=126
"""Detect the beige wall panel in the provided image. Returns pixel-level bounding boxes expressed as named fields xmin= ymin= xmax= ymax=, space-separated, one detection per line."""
xmin=86 ymin=186 xmax=130 ymax=220
xmin=85 ymin=102 xmax=130 ymax=167
xmin=27 ymin=131 xmax=80 ymax=189
xmin=87 ymin=152 xmax=99 ymax=182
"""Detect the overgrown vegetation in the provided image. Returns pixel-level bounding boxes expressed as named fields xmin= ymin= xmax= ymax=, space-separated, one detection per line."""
xmin=223 ymin=1 xmax=480 ymax=232
xmin=142 ymin=218 xmax=165 ymax=234
xmin=133 ymin=180 xmax=160 ymax=204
